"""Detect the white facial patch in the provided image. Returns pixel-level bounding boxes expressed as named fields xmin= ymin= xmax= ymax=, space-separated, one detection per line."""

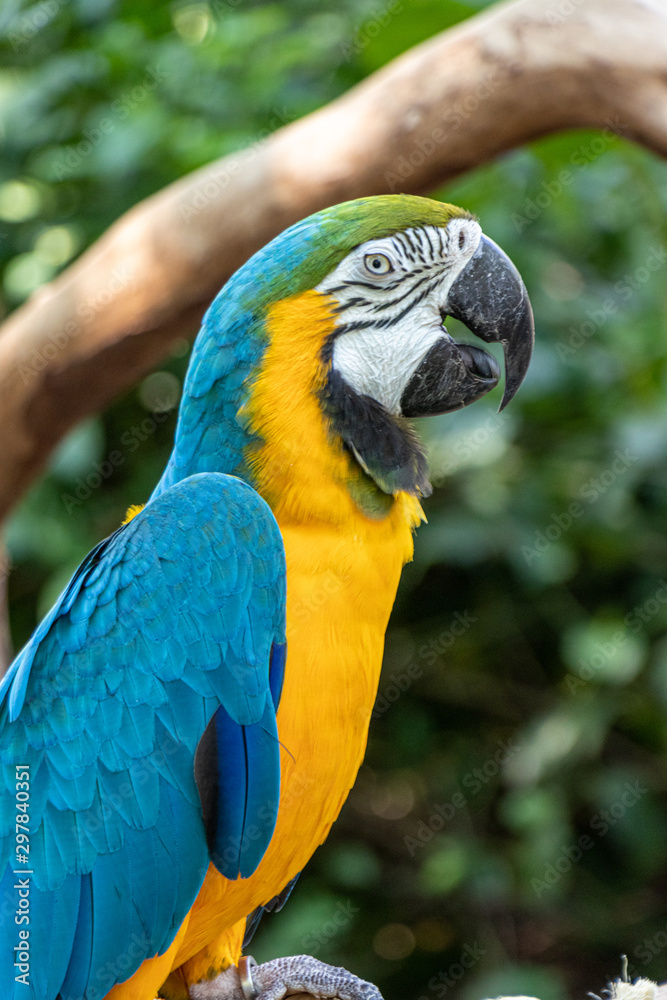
xmin=332 ymin=308 xmax=444 ymax=416
xmin=317 ymin=218 xmax=482 ymax=415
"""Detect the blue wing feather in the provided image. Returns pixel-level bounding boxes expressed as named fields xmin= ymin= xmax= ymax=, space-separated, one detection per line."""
xmin=195 ymin=696 xmax=281 ymax=880
xmin=0 ymin=472 xmax=286 ymax=999
xmin=269 ymin=641 xmax=287 ymax=710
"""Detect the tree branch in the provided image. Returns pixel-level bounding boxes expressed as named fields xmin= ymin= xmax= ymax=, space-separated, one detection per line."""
xmin=0 ymin=543 xmax=11 ymax=673
xmin=0 ymin=0 xmax=666 ymax=523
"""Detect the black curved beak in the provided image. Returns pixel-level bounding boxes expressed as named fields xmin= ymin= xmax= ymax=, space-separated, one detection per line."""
xmin=446 ymin=235 xmax=534 ymax=410
xmin=400 ymin=339 xmax=500 ymax=418
xmin=400 ymin=235 xmax=534 ymax=417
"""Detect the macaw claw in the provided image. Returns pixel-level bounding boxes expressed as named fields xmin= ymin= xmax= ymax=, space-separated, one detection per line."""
xmin=189 ymin=954 xmax=384 ymax=1000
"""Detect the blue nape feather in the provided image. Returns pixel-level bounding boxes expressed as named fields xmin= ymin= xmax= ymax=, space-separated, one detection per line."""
xmin=0 ymin=473 xmax=286 ymax=1000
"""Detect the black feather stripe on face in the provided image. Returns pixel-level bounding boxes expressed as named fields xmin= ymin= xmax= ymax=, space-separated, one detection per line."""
xmin=320 ymin=369 xmax=432 ymax=501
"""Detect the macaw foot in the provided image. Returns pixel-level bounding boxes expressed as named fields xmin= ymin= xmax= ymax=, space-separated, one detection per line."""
xmin=189 ymin=954 xmax=384 ymax=1000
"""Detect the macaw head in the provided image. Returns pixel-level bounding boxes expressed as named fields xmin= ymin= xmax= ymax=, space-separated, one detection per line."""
xmin=313 ymin=200 xmax=533 ymax=419
xmin=159 ymin=195 xmax=534 ymax=514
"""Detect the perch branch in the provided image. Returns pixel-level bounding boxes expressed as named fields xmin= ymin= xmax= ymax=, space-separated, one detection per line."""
xmin=0 ymin=543 xmax=11 ymax=673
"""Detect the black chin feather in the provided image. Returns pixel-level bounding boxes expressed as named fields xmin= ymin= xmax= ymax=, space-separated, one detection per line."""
xmin=320 ymin=370 xmax=432 ymax=498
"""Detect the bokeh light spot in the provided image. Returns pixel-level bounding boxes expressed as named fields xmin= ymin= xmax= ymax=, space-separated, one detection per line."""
xmin=0 ymin=180 xmax=41 ymax=222
xmin=139 ymin=371 xmax=181 ymax=413
xmin=372 ymin=923 xmax=415 ymax=961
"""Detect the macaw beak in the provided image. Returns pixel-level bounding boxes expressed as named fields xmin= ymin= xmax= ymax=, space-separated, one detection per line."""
xmin=400 ymin=235 xmax=535 ymax=417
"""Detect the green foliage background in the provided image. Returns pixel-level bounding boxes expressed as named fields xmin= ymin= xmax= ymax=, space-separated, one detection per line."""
xmin=2 ymin=1 xmax=667 ymax=998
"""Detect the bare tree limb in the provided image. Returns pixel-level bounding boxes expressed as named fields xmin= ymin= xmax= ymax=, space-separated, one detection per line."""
xmin=0 ymin=0 xmax=666 ymax=523
xmin=0 ymin=543 xmax=11 ymax=673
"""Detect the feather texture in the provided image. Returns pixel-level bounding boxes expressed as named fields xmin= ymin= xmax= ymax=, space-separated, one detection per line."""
xmin=0 ymin=473 xmax=286 ymax=999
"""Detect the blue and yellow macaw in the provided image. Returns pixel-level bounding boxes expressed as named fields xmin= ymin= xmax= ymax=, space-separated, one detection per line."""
xmin=0 ymin=195 xmax=533 ymax=1000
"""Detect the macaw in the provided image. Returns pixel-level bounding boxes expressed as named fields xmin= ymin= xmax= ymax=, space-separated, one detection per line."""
xmin=0 ymin=195 xmax=534 ymax=1000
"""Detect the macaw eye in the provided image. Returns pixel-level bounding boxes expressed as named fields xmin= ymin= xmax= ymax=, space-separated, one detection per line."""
xmin=364 ymin=253 xmax=393 ymax=275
